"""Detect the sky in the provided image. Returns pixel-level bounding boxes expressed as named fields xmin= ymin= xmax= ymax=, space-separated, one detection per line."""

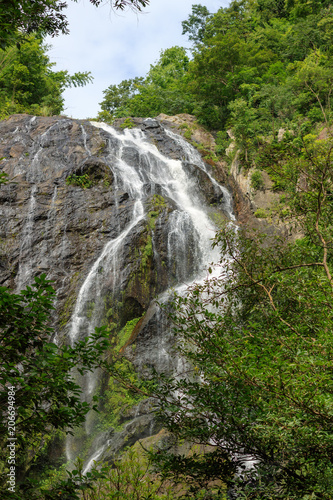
xmin=46 ymin=0 xmax=229 ymax=119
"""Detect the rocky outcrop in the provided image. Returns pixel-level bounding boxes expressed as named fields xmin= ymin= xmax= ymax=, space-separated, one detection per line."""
xmin=0 ymin=114 xmax=233 ymax=467
xmin=0 ymin=112 xmax=292 ymax=468
xmin=0 ymin=115 xmax=118 ymax=294
xmin=0 ymin=116 xmax=209 ymax=320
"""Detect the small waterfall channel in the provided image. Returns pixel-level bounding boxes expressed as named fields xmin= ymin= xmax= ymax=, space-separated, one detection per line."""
xmin=64 ymin=120 xmax=235 ymax=469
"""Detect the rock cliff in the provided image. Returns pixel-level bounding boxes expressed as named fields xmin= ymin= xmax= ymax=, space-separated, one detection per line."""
xmin=0 ymin=114 xmax=234 ymax=467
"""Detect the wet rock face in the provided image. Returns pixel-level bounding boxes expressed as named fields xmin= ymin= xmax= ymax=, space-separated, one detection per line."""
xmin=0 ymin=115 xmax=116 ymax=293
xmin=0 ymin=120 xmax=149 ymax=307
xmin=0 ymin=114 xmax=227 ymax=337
xmin=0 ymin=114 xmax=233 ymax=465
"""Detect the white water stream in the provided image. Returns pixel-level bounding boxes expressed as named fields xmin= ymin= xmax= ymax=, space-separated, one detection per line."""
xmin=16 ymin=185 xmax=37 ymax=290
xmin=66 ymin=121 xmax=235 ymax=468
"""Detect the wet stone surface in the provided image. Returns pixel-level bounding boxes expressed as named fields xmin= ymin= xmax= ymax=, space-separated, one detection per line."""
xmin=0 ymin=113 xmax=234 ymax=467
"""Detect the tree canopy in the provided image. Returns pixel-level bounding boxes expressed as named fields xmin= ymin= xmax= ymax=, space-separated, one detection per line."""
xmin=148 ymin=131 xmax=333 ymax=498
xmin=0 ymin=35 xmax=92 ymax=118
xmin=98 ymin=0 xmax=333 ymax=139
xmin=181 ymin=4 xmax=211 ymax=45
xmin=98 ymin=46 xmax=194 ymax=122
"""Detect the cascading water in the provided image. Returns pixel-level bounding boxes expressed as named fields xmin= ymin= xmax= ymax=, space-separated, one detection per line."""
xmin=165 ymin=128 xmax=235 ymax=222
xmin=68 ymin=121 xmax=230 ymax=346
xmin=0 ymin=114 xmax=237 ymax=469
xmin=64 ymin=119 xmax=235 ymax=469
xmin=16 ymin=185 xmax=37 ymax=290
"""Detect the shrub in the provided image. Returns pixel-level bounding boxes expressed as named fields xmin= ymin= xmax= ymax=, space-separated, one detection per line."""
xmin=251 ymin=170 xmax=264 ymax=191
xmin=66 ymin=173 xmax=92 ymax=189
xmin=120 ymin=117 xmax=135 ymax=129
xmin=254 ymin=207 xmax=268 ymax=218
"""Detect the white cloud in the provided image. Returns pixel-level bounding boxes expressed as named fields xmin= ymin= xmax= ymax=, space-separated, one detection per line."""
xmin=46 ymin=0 xmax=229 ymax=119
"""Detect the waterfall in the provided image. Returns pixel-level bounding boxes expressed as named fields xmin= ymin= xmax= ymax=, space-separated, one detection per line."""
xmin=16 ymin=185 xmax=37 ymax=290
xmin=0 ymin=114 xmax=238 ymax=473
xmin=69 ymin=200 xmax=145 ymax=348
xmin=64 ymin=120 xmax=234 ymax=467
xmin=68 ymin=121 xmax=231 ymax=346
xmin=165 ymin=128 xmax=235 ymax=222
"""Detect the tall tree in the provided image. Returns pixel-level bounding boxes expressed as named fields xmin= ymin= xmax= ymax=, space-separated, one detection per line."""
xmin=98 ymin=46 xmax=194 ymax=121
xmin=0 ymin=35 xmax=92 ymax=117
xmin=181 ymin=4 xmax=212 ymax=46
xmin=148 ymin=133 xmax=333 ymax=498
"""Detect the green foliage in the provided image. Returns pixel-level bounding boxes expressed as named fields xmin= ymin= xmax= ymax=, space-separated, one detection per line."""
xmin=37 ymin=462 xmax=69 ymax=494
xmin=70 ymin=446 xmax=175 ymax=500
xmin=149 ymin=194 xmax=167 ymax=210
xmin=203 ymin=151 xmax=218 ymax=163
xmin=0 ymin=35 xmax=93 ymax=118
xmin=181 ymin=4 xmax=212 ymax=46
xmin=59 ymin=442 xmax=227 ymax=500
xmin=0 ymin=171 xmax=8 ymax=185
xmin=66 ymin=173 xmax=93 ymax=189
xmin=256 ymin=139 xmax=295 ymax=191
xmin=291 ymin=50 xmax=333 ymax=126
xmin=96 ymin=109 xmax=114 ymax=124
xmin=117 ymin=316 xmax=141 ymax=352
xmin=147 ymin=135 xmax=333 ymax=498
xmin=254 ymin=207 xmax=268 ymax=218
xmin=100 ymin=358 xmax=148 ymax=432
xmin=250 ymin=169 xmax=264 ymax=190
xmin=94 ymin=315 xmax=147 ymax=432
xmin=98 ymin=47 xmax=195 ymax=120
xmin=0 ymin=275 xmax=110 ymax=496
xmin=29 ymin=457 xmax=109 ymax=500
xmin=99 ymin=77 xmax=144 ymax=117
xmin=0 ymin=0 xmax=68 ymax=50
xmin=120 ymin=117 xmax=135 ymax=129
xmin=208 ymin=211 xmax=227 ymax=229
xmin=228 ymin=98 xmax=262 ymax=166
xmin=148 ymin=194 xmax=167 ymax=227
xmin=151 ymin=447 xmax=230 ymax=499
xmin=140 ymin=194 xmax=167 ymax=269
xmin=141 ymin=234 xmax=153 ymax=269
xmin=184 ymin=128 xmax=192 ymax=140
xmin=100 ymin=367 xmax=144 ymax=431
xmin=215 ymin=130 xmax=231 ymax=157
xmin=147 ymin=46 xmax=190 ymax=89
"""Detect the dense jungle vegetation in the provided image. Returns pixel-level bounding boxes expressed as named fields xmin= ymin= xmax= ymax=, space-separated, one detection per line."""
xmin=1 ymin=0 xmax=333 ymax=498
xmin=98 ymin=0 xmax=333 ymax=166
